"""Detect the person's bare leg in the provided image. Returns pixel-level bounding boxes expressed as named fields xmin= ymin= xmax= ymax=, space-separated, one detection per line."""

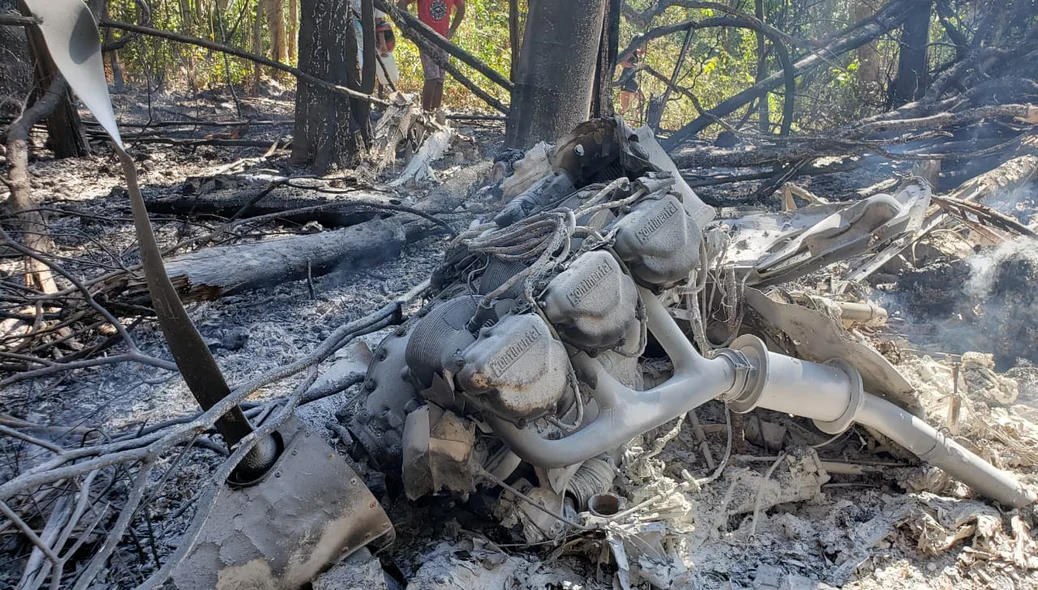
xmin=619 ymin=91 xmax=632 ymax=115
xmin=430 ymin=80 xmax=445 ymax=110
xmin=422 ymin=80 xmax=434 ymax=111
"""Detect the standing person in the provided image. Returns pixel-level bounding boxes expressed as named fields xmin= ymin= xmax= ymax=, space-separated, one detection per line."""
xmin=375 ymin=17 xmax=400 ymax=94
xmin=617 ymin=46 xmax=646 ymax=120
xmin=398 ymin=0 xmax=466 ymax=111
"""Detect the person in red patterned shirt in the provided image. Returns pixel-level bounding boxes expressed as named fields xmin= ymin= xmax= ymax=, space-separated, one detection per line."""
xmin=398 ymin=0 xmax=466 ymax=111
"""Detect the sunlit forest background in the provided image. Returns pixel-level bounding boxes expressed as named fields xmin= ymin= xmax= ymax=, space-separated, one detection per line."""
xmin=100 ymin=0 xmax=988 ymax=136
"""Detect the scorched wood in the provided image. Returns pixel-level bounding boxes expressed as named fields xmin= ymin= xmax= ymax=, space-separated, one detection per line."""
xmin=113 ymin=218 xmax=406 ymax=304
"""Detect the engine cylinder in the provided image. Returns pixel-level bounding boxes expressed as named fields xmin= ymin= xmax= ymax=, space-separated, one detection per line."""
xmin=456 ymin=313 xmax=570 ymax=421
xmin=405 ymin=297 xmax=477 ymax=387
xmin=542 ymin=251 xmax=639 ymax=351
xmin=612 ymin=193 xmax=702 ymax=287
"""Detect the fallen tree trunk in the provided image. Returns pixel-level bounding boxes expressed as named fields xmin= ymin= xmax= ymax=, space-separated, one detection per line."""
xmin=104 ymin=163 xmax=488 ymax=307
xmin=671 ymin=103 xmax=1037 ymax=170
xmin=110 ymin=218 xmax=407 ymax=304
xmin=144 ymin=186 xmax=398 ymax=228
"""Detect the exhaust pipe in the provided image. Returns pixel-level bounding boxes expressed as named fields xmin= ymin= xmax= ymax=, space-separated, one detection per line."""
xmin=492 ymin=288 xmax=1036 ymax=508
xmin=725 ymin=334 xmax=1035 ymax=508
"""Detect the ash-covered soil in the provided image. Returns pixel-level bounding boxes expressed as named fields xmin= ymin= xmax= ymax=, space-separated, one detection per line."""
xmin=2 ymin=89 xmax=1037 ymax=590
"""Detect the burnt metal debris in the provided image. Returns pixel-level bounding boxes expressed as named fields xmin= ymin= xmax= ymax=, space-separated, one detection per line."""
xmin=346 ymin=116 xmax=1033 ymax=514
xmin=11 ymin=2 xmax=1036 ymax=589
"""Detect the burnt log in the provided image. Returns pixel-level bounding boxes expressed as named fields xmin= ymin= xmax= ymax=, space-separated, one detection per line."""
xmin=111 ymin=218 xmax=407 ymax=304
xmin=143 ymin=183 xmax=400 ymax=228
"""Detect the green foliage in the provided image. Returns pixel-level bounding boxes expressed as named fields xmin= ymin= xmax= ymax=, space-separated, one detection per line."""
xmin=99 ymin=0 xmax=994 ymax=135
xmin=393 ymin=0 xmax=514 ymax=110
xmin=104 ymin=0 xmax=265 ymax=90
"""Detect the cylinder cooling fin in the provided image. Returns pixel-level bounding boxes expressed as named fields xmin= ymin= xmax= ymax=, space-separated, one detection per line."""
xmin=479 ymin=256 xmax=528 ymax=299
xmin=405 ymin=297 xmax=478 ymax=387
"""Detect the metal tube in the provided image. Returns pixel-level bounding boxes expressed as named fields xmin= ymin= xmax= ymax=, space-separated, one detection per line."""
xmin=492 ymin=292 xmax=1035 ymax=508
xmin=855 ymin=394 xmax=1036 ymax=508
xmin=835 ymin=301 xmax=887 ymax=326
xmin=730 ymin=339 xmax=1036 ymax=508
xmin=638 ymin=288 xmax=710 ymax=375
xmin=488 ymin=360 xmax=733 ymax=468
xmin=746 ymin=352 xmax=853 ymax=423
xmin=489 ymin=289 xmax=736 ymax=468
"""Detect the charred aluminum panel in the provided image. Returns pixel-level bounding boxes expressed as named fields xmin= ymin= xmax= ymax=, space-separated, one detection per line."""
xmin=172 ymin=418 xmax=394 ymax=590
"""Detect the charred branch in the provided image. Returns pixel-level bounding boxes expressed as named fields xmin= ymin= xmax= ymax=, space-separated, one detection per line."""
xmin=98 ymin=19 xmax=387 ymax=106
xmin=664 ymin=0 xmax=917 ymax=149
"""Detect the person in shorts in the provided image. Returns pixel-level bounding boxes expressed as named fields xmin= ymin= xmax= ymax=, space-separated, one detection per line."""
xmin=617 ymin=46 xmax=646 ymax=119
xmin=398 ymin=0 xmax=466 ymax=111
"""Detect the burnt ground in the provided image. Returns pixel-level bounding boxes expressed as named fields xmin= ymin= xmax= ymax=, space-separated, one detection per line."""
xmin=2 ymin=89 xmax=1037 ymax=590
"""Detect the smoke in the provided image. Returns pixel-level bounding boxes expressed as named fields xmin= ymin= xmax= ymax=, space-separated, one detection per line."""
xmin=877 ymin=234 xmax=1038 ymax=370
xmin=985 ymin=182 xmax=1038 ymax=227
xmin=966 ymin=236 xmax=1038 ymax=300
xmin=969 ymin=237 xmax=1038 ymax=369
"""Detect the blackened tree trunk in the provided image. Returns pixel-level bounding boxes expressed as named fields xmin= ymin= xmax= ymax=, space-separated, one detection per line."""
xmin=0 ymin=0 xmax=31 ymax=118
xmin=506 ymin=0 xmax=608 ymax=148
xmin=890 ymin=0 xmax=932 ymax=107
xmin=590 ymin=0 xmax=621 ymax=119
xmin=292 ymin=0 xmax=360 ymax=173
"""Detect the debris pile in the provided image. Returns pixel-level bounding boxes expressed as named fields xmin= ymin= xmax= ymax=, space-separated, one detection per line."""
xmin=2 ymin=10 xmax=1038 ymax=587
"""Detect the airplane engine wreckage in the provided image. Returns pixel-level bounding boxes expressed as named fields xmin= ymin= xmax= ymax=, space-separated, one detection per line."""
xmin=2 ymin=2 xmax=1037 ymax=590
xmin=343 ymin=117 xmax=1034 ymax=511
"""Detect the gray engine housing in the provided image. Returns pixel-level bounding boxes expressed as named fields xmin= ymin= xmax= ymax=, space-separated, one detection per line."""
xmin=612 ymin=193 xmax=702 ymax=287
xmin=542 ymin=251 xmax=639 ymax=352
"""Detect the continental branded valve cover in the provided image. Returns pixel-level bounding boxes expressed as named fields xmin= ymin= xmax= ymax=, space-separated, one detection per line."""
xmin=456 ymin=313 xmax=569 ymax=421
xmin=542 ymin=251 xmax=639 ymax=351
xmin=612 ymin=193 xmax=703 ymax=287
